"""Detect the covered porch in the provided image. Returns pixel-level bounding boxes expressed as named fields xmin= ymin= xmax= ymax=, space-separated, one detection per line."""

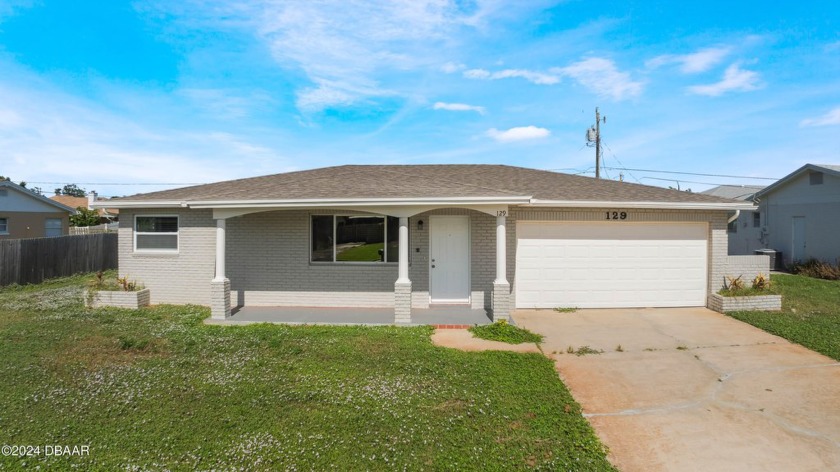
xmin=206 ymin=200 xmax=522 ymax=324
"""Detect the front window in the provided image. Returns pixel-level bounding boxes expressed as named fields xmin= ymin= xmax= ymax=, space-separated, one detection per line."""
xmin=0 ymin=218 xmax=7 ymax=234
xmin=45 ymin=218 xmax=63 ymax=237
xmin=727 ymin=219 xmax=738 ymax=233
xmin=311 ymin=215 xmax=400 ymax=263
xmin=753 ymin=212 xmax=761 ymax=228
xmin=135 ymin=216 xmax=178 ymax=252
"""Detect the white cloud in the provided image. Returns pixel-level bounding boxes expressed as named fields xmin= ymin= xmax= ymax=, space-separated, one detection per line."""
xmin=433 ymin=102 xmax=486 ymax=114
xmin=486 ymin=125 xmax=550 ymax=142
xmin=0 ymin=75 xmax=289 ymax=195
xmin=800 ymin=107 xmax=840 ymax=127
xmin=463 ymin=68 xmax=560 ymax=85
xmin=688 ymin=63 xmax=761 ymax=96
xmin=146 ymin=1 xmax=503 ymax=112
xmin=646 ymin=47 xmax=731 ymax=73
xmin=552 ymin=58 xmax=643 ymax=100
xmin=441 ymin=62 xmax=465 ymax=73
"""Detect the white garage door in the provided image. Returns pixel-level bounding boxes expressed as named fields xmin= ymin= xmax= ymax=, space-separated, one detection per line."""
xmin=516 ymin=222 xmax=708 ymax=309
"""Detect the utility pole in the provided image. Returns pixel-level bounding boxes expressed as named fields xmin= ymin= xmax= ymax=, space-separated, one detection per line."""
xmin=586 ymin=107 xmax=606 ymax=179
xmin=595 ymin=107 xmax=601 ymax=179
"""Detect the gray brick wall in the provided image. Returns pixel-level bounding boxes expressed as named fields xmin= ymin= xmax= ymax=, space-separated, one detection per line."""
xmin=722 ymin=255 xmax=772 ymax=288
xmin=119 ymin=209 xmax=216 ymax=305
xmin=118 ymin=206 xmax=734 ymax=312
xmin=227 ymin=210 xmax=396 ymax=307
xmin=708 ymin=293 xmax=781 ymax=313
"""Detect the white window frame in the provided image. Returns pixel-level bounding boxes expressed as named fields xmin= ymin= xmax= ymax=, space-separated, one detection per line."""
xmin=0 ymin=217 xmax=8 ymax=235
xmin=310 ymin=214 xmax=400 ymax=265
xmin=134 ymin=215 xmax=179 ymax=254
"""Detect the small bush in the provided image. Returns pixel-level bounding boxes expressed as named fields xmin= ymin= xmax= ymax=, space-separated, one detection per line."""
xmin=469 ymin=320 xmax=543 ymax=344
xmin=752 ymin=273 xmax=771 ymax=290
xmin=789 ymin=259 xmax=840 ymax=281
xmin=553 ymin=307 xmax=578 ymax=313
xmin=719 ymin=273 xmax=779 ymax=297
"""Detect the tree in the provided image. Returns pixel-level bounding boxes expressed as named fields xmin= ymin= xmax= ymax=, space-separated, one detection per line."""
xmin=69 ymin=207 xmax=100 ymax=227
xmin=55 ymin=184 xmax=87 ymax=197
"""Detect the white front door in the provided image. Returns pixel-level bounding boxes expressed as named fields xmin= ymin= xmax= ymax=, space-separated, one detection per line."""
xmin=430 ymin=216 xmax=470 ymax=303
xmin=792 ymin=216 xmax=806 ymax=262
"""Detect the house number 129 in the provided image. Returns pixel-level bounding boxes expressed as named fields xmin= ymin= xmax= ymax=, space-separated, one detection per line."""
xmin=606 ymin=211 xmax=627 ymax=220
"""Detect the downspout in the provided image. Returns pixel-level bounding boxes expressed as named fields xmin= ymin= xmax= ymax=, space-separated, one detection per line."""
xmin=727 ymin=210 xmax=740 ymax=225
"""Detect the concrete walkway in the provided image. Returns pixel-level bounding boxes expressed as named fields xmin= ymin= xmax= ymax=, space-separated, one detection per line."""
xmin=512 ymin=307 xmax=840 ymax=472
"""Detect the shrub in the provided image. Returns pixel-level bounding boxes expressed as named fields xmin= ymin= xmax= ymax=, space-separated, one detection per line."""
xmin=752 ymin=273 xmax=771 ymax=290
xmin=719 ymin=273 xmax=778 ymax=297
xmin=789 ymin=259 xmax=840 ymax=281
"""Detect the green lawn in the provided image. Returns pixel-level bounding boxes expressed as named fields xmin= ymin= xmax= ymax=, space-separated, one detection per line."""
xmin=0 ymin=274 xmax=613 ymax=471
xmin=727 ymin=274 xmax=840 ymax=360
xmin=337 ymin=242 xmax=384 ymax=261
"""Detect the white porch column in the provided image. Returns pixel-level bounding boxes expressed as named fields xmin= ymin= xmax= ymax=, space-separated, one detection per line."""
xmin=211 ymin=218 xmax=231 ymax=320
xmin=492 ymin=214 xmax=511 ymax=321
xmin=214 ymin=218 xmax=226 ymax=281
xmin=394 ymin=216 xmax=412 ymax=323
xmin=495 ymin=215 xmax=507 ymax=284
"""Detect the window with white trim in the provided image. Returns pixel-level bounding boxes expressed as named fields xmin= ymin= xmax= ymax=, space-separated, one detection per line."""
xmin=135 ymin=216 xmax=179 ymax=252
xmin=311 ymin=215 xmax=400 ymax=263
xmin=0 ymin=218 xmax=8 ymax=234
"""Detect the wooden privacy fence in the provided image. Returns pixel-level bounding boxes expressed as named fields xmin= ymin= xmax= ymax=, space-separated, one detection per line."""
xmin=0 ymin=233 xmax=118 ymax=286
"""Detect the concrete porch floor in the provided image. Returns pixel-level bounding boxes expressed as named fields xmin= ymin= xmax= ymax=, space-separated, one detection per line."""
xmin=207 ymin=305 xmax=493 ymax=326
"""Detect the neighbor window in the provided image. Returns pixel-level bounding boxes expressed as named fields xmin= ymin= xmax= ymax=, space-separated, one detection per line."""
xmin=809 ymin=172 xmax=823 ymax=185
xmin=44 ymin=218 xmax=63 ymax=237
xmin=311 ymin=215 xmax=400 ymax=263
xmin=727 ymin=219 xmax=738 ymax=233
xmin=135 ymin=216 xmax=179 ymax=252
xmin=753 ymin=212 xmax=761 ymax=228
xmin=0 ymin=218 xmax=7 ymax=234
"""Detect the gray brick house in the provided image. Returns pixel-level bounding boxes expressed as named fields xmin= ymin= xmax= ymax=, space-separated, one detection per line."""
xmin=97 ymin=165 xmax=760 ymax=322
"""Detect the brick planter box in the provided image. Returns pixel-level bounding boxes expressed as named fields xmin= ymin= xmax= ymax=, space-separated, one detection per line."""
xmin=87 ymin=288 xmax=151 ymax=309
xmin=708 ymin=293 xmax=782 ymax=313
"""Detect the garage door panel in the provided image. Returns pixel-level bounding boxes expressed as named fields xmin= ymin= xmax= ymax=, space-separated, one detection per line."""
xmin=515 ymin=222 xmax=708 ymax=309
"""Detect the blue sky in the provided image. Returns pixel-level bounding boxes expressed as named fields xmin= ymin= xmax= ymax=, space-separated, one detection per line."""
xmin=1 ymin=0 xmax=838 ymax=197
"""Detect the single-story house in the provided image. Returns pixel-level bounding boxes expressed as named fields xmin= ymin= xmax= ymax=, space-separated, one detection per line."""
xmin=0 ymin=180 xmax=74 ymax=239
xmin=754 ymin=163 xmax=840 ymax=265
xmin=96 ymin=164 xmax=761 ymax=323
xmin=700 ymin=185 xmax=765 ymax=255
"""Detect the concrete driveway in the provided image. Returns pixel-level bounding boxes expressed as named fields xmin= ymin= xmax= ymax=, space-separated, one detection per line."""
xmin=512 ymin=307 xmax=840 ymax=472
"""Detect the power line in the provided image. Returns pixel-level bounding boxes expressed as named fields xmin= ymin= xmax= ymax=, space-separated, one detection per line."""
xmin=600 ymin=167 xmax=780 ymax=180
xmin=640 ymin=176 xmax=740 ymax=187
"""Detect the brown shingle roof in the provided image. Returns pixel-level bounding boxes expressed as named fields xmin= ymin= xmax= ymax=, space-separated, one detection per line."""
xmin=113 ymin=164 xmax=742 ymax=204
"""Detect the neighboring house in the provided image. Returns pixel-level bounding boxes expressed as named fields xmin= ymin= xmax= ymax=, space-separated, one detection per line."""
xmin=0 ymin=181 xmax=74 ymax=239
xmin=50 ymin=191 xmax=119 ymax=224
xmin=754 ymin=163 xmax=840 ymax=265
xmin=96 ymin=165 xmax=758 ymax=323
xmin=701 ymin=185 xmax=765 ymax=255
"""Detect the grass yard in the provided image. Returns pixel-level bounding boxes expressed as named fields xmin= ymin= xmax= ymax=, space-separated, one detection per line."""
xmin=337 ymin=242 xmax=384 ymax=261
xmin=0 ymin=274 xmax=613 ymax=471
xmin=728 ymin=273 xmax=840 ymax=361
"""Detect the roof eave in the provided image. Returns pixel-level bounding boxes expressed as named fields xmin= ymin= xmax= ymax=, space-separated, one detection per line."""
xmin=95 ymin=196 xmax=533 ymax=210
xmin=525 ymin=199 xmax=755 ymax=211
